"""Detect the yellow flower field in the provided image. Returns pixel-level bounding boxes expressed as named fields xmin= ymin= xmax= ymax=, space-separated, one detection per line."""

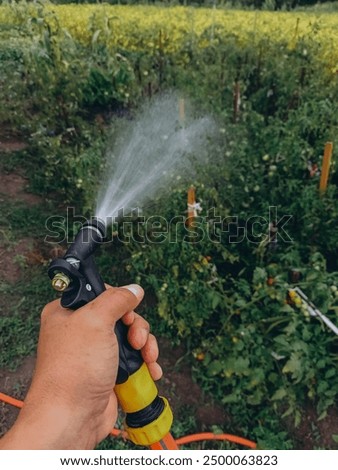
xmin=1 ymin=4 xmax=338 ymax=71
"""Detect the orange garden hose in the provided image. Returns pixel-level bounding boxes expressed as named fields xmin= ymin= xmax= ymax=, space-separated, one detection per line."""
xmin=0 ymin=392 xmax=256 ymax=449
xmin=0 ymin=392 xmax=23 ymax=409
xmin=176 ymin=432 xmax=256 ymax=449
xmin=150 ymin=433 xmax=180 ymax=450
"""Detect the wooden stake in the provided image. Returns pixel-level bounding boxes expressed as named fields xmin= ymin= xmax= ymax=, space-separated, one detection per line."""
xmin=186 ymin=186 xmax=196 ymax=228
xmin=233 ymin=81 xmax=240 ymax=123
xmin=319 ymin=142 xmax=333 ymax=194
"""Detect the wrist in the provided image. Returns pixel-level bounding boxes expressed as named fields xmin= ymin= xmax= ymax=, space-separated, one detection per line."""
xmin=0 ymin=401 xmax=96 ymax=450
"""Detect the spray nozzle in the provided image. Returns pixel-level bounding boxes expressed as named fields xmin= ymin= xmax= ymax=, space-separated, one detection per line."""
xmin=48 ymin=217 xmax=106 ymax=309
xmin=64 ymin=217 xmax=106 ymax=262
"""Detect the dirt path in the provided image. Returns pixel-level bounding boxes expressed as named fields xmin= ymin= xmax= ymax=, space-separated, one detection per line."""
xmin=0 ymin=162 xmax=43 ymax=287
xmin=0 ymin=139 xmax=26 ymax=154
xmin=0 ymin=171 xmax=41 ymax=205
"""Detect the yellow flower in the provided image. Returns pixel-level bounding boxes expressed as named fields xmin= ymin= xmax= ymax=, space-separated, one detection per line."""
xmin=1 ymin=4 xmax=337 ymax=75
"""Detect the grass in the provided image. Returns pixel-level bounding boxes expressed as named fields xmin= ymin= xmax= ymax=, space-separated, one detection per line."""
xmin=0 ymin=267 xmax=49 ymax=369
xmin=0 ymin=201 xmax=54 ymax=239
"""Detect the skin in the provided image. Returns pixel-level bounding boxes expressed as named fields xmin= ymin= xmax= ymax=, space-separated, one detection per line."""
xmin=0 ymin=284 xmax=162 ymax=450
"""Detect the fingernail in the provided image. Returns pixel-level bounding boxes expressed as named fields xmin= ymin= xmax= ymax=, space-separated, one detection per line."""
xmin=123 ymin=284 xmax=144 ymax=299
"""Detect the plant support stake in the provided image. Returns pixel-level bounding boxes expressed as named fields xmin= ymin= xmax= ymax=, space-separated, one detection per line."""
xmin=319 ymin=142 xmax=333 ymax=194
xmin=289 ymin=288 xmax=338 ymax=335
xmin=179 ymin=98 xmax=185 ymax=125
xmin=233 ymin=81 xmax=240 ymax=123
xmin=187 ymin=186 xmax=196 ymax=229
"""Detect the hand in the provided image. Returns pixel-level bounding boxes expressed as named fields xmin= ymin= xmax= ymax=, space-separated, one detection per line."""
xmin=0 ymin=284 xmax=162 ymax=449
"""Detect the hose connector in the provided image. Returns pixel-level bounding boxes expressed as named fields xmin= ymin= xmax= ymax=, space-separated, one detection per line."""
xmin=51 ymin=272 xmax=71 ymax=292
xmin=115 ymin=363 xmax=173 ymax=446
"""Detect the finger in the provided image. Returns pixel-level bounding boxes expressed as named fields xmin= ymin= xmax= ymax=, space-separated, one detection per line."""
xmin=83 ymin=284 xmax=144 ymax=324
xmin=147 ymin=362 xmax=163 ymax=381
xmin=127 ymin=314 xmax=150 ymax=350
xmin=128 ymin=311 xmax=149 ymax=330
xmin=121 ymin=311 xmax=135 ymax=326
xmin=141 ymin=334 xmax=159 ymax=364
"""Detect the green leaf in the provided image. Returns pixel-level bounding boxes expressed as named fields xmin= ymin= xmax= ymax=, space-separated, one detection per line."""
xmin=291 ymin=340 xmax=308 ymax=352
xmin=318 ymin=410 xmax=327 ymax=421
xmin=317 ymin=359 xmax=326 ymax=369
xmin=253 ymin=267 xmax=267 ymax=284
xmin=274 ymin=335 xmax=290 ymax=348
xmin=332 ymin=435 xmax=338 ymax=444
xmin=282 ymin=353 xmax=302 ymax=380
xmin=271 ymin=388 xmax=287 ymax=401
xmin=282 ymin=406 xmax=294 ymax=418
xmin=235 ymin=298 xmax=248 ymax=308
xmin=280 ymin=304 xmax=294 ymax=313
xmin=317 ymin=381 xmax=329 ymax=393
xmin=294 ymin=410 xmax=301 ymax=428
xmin=225 ymin=356 xmax=250 ymax=374
xmin=306 ymin=272 xmax=319 ymax=282
xmin=247 ymin=389 xmax=263 ymax=405
xmin=208 ymin=360 xmax=223 ymax=376
xmin=211 ymin=292 xmax=221 ymax=309
xmin=222 ymin=393 xmax=239 ymax=404
xmin=92 ymin=29 xmax=101 ymax=45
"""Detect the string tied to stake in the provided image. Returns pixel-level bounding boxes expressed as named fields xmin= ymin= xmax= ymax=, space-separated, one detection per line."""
xmin=187 ymin=201 xmax=202 ymax=217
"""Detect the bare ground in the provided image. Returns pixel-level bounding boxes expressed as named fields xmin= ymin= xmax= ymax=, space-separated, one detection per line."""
xmin=158 ymin=338 xmax=229 ymax=429
xmin=0 ymin=170 xmax=41 ymax=206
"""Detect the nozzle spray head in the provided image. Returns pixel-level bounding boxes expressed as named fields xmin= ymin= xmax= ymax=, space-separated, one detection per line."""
xmin=64 ymin=217 xmax=106 ymax=262
xmin=48 ymin=217 xmax=107 ymax=309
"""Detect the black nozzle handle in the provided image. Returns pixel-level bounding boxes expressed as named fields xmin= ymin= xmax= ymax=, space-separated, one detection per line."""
xmin=115 ymin=321 xmax=144 ymax=385
xmin=92 ymin=279 xmax=144 ymax=384
xmin=49 ymin=218 xmax=143 ymax=384
xmin=89 ymin=281 xmax=143 ymax=385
